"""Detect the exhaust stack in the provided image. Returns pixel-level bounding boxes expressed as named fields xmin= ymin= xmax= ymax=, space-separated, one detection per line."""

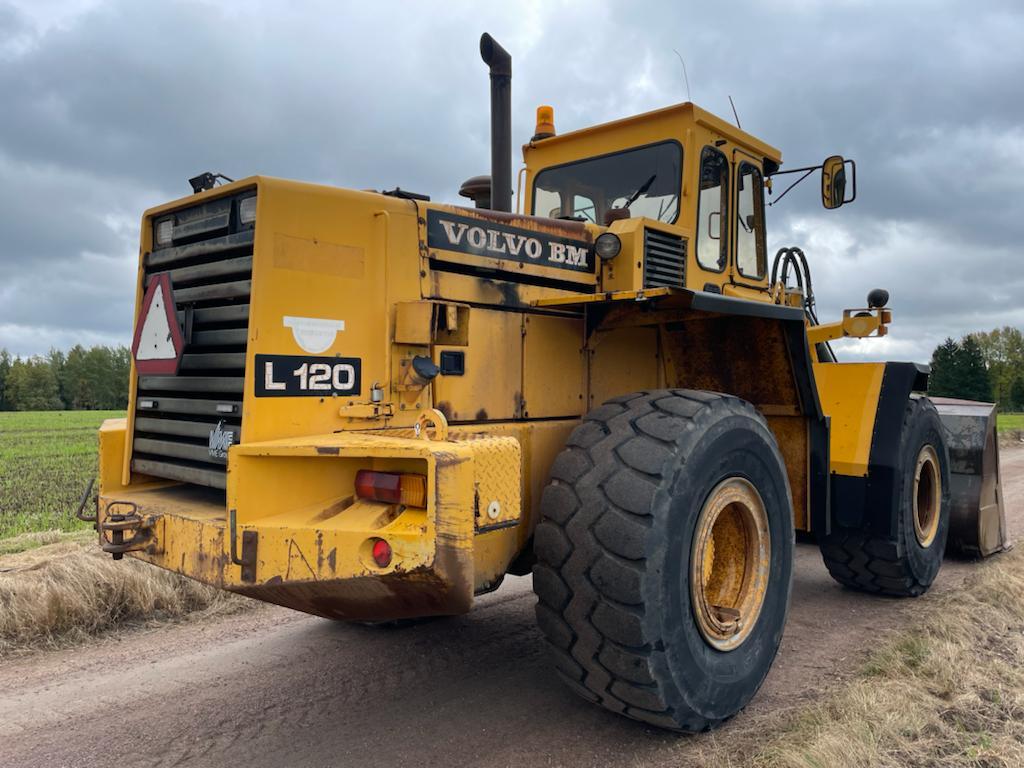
xmin=480 ymin=33 xmax=512 ymax=213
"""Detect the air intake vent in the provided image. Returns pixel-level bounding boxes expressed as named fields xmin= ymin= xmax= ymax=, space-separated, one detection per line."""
xmin=131 ymin=194 xmax=255 ymax=490
xmin=643 ymin=229 xmax=686 ymax=289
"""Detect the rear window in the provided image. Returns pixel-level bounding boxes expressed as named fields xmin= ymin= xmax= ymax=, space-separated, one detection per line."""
xmin=532 ymin=141 xmax=682 ymax=226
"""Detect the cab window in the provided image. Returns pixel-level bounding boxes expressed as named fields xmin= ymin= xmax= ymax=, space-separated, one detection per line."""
xmin=736 ymin=162 xmax=767 ymax=279
xmin=533 ymin=189 xmax=596 ymax=220
xmin=532 ymin=141 xmax=682 ymax=225
xmin=696 ymin=146 xmax=728 ymax=271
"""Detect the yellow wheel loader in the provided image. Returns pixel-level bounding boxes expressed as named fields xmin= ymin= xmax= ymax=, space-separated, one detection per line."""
xmin=91 ymin=34 xmax=1007 ymax=731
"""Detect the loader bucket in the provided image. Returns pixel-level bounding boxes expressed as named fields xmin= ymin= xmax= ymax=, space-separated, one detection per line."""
xmin=930 ymin=397 xmax=1009 ymax=557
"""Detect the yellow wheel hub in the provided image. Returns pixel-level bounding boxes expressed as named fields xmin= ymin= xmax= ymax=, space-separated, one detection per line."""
xmin=690 ymin=477 xmax=771 ymax=651
xmin=913 ymin=445 xmax=941 ymax=547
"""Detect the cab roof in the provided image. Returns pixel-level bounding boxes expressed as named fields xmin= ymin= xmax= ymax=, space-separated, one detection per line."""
xmin=522 ymin=102 xmax=783 ymax=172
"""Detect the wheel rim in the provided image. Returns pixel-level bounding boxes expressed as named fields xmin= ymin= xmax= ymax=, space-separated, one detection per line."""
xmin=690 ymin=477 xmax=771 ymax=651
xmin=913 ymin=445 xmax=941 ymax=547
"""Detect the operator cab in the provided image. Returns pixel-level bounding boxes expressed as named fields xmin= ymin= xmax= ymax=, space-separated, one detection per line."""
xmin=522 ymin=103 xmax=851 ymax=300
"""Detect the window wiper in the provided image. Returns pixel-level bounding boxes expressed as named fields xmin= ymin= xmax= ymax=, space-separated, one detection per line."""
xmin=623 ymin=174 xmax=657 ymax=209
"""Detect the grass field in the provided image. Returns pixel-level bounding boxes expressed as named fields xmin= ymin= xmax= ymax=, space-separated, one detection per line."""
xmin=0 ymin=410 xmax=123 ymax=540
xmin=999 ymin=413 xmax=1024 ymax=432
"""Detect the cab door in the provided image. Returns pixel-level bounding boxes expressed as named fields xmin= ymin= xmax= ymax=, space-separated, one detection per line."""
xmin=692 ymin=144 xmax=731 ymax=290
xmin=730 ymin=150 xmax=769 ymax=290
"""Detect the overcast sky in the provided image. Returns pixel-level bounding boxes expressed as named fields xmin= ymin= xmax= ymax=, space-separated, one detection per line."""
xmin=2 ymin=0 xmax=1022 ymax=362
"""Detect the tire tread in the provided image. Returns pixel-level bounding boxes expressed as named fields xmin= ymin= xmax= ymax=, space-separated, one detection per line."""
xmin=819 ymin=398 xmax=947 ymax=597
xmin=533 ymin=389 xmax=767 ymax=731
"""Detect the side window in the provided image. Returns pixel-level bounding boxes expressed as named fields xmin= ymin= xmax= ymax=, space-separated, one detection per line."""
xmin=696 ymin=147 xmax=728 ymax=271
xmin=736 ymin=163 xmax=767 ymax=279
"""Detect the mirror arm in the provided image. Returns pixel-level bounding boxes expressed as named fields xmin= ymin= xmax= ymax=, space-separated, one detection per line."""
xmin=767 ymin=167 xmax=816 ymax=207
xmin=767 ymin=163 xmax=824 ymax=176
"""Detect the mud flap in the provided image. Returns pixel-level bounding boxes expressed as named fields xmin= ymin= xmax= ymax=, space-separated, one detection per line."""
xmin=931 ymin=397 xmax=1009 ymax=557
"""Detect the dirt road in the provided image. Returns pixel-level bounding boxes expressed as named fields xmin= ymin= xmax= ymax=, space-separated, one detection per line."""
xmin=3 ymin=447 xmax=1022 ymax=768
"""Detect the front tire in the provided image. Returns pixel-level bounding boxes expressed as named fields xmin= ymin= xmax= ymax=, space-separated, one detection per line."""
xmin=533 ymin=390 xmax=794 ymax=732
xmin=820 ymin=396 xmax=951 ymax=596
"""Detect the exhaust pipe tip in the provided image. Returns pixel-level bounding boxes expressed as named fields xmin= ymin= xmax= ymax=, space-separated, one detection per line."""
xmin=480 ymin=33 xmax=511 ymax=77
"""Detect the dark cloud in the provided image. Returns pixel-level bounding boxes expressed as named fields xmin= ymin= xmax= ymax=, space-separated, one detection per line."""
xmin=1 ymin=0 xmax=1022 ymax=362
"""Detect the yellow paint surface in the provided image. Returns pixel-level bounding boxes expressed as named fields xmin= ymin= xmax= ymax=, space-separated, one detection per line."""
xmin=813 ymin=362 xmax=885 ymax=476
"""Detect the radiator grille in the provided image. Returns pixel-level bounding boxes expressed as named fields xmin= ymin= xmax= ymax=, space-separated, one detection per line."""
xmin=643 ymin=229 xmax=686 ymax=289
xmin=131 ymin=193 xmax=254 ymax=490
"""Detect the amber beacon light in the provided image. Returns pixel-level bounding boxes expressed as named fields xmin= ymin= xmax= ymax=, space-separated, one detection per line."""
xmin=533 ymin=105 xmax=556 ymax=140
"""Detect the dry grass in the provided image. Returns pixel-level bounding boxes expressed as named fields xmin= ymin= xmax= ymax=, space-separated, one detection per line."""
xmin=0 ymin=538 xmax=251 ymax=655
xmin=697 ymin=548 xmax=1024 ymax=768
xmin=0 ymin=528 xmax=92 ymax=556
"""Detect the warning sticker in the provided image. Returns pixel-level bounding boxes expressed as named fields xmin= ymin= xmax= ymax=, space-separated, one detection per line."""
xmin=131 ymin=274 xmax=184 ymax=376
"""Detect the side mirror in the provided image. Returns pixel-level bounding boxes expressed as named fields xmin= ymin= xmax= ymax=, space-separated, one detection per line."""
xmin=821 ymin=155 xmax=856 ymax=209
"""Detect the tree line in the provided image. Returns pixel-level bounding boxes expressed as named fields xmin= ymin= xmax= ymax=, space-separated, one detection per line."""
xmin=929 ymin=326 xmax=1024 ymax=410
xmin=0 ymin=346 xmax=131 ymax=411
xmin=0 ymin=326 xmax=1020 ymax=413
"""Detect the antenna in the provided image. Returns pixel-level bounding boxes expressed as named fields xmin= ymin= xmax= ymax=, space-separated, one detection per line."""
xmin=728 ymin=95 xmax=742 ymax=129
xmin=672 ymin=49 xmax=692 ymax=102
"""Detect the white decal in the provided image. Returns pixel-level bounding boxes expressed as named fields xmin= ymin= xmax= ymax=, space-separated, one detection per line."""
xmin=283 ymin=316 xmax=346 ymax=354
xmin=333 ymin=364 xmax=355 ymax=389
xmin=565 ymin=244 xmax=589 ymax=266
xmin=430 ymin=213 xmax=591 ymax=271
xmin=439 ymin=220 xmax=469 ymax=245
xmin=486 ymin=229 xmax=507 ymax=253
xmin=264 ymin=361 xmax=286 ymax=390
xmin=292 ymin=361 xmax=356 ymax=391
xmin=208 ymin=420 xmax=236 ymax=459
xmin=502 ymin=232 xmax=526 ymax=256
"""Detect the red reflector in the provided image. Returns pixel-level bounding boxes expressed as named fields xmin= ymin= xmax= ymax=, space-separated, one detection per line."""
xmin=355 ymin=470 xmax=402 ymax=504
xmin=354 ymin=470 xmax=427 ymax=507
xmin=372 ymin=539 xmax=392 ymax=568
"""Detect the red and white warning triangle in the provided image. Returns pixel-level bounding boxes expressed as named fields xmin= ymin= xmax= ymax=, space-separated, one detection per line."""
xmin=131 ymin=273 xmax=185 ymax=375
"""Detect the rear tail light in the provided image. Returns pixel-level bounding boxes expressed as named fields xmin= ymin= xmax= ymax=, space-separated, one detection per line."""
xmin=355 ymin=470 xmax=427 ymax=508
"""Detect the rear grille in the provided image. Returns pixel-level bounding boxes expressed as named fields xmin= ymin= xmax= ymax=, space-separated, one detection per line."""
xmin=131 ymin=193 xmax=255 ymax=490
xmin=643 ymin=229 xmax=686 ymax=289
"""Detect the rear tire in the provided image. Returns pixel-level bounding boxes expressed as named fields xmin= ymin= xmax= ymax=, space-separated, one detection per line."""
xmin=820 ymin=396 xmax=951 ymax=596
xmin=532 ymin=390 xmax=794 ymax=732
